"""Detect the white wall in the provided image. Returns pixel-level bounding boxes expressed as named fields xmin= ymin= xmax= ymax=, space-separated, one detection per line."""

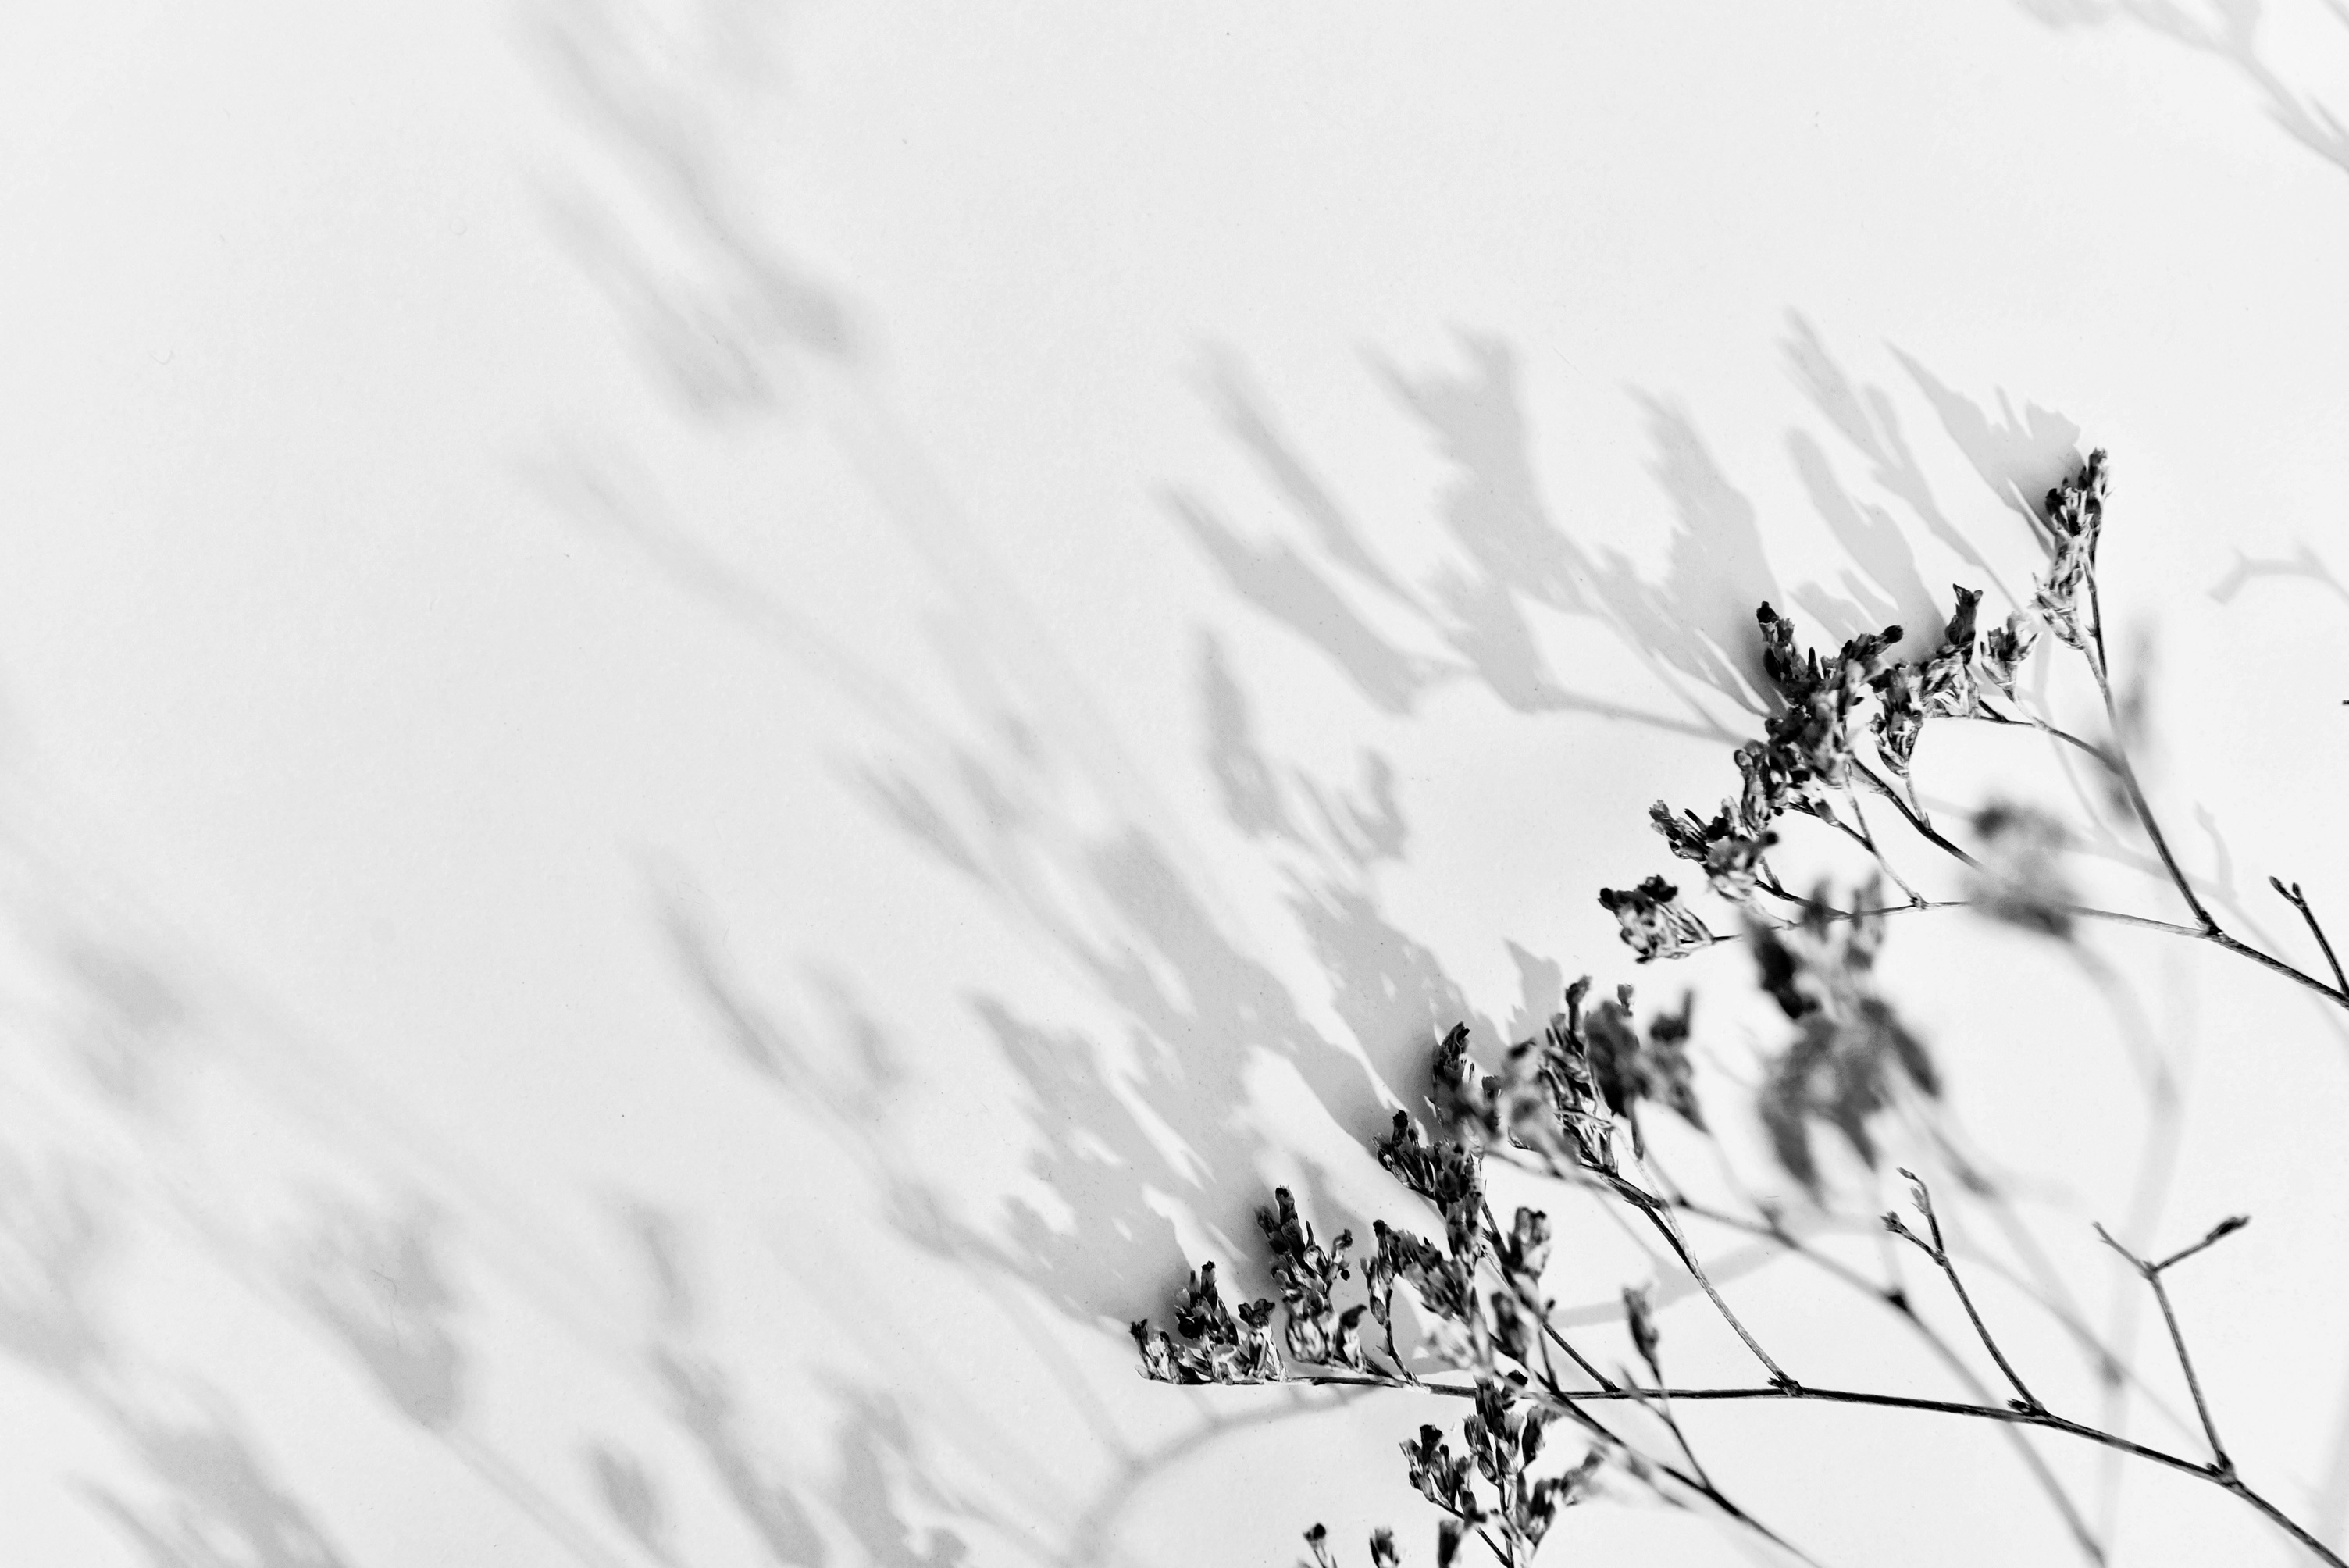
xmin=4 ymin=2 xmax=2349 ymax=1563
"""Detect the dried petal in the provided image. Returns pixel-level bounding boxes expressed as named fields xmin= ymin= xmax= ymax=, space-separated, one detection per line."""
xmin=1599 ymin=876 xmax=1715 ymax=962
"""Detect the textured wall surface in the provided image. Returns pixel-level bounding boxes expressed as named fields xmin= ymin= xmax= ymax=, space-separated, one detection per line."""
xmin=5 ymin=3 xmax=2349 ymax=1563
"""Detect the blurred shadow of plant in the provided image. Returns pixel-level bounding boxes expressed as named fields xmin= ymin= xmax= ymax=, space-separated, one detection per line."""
xmin=2017 ymin=0 xmax=2349 ymax=179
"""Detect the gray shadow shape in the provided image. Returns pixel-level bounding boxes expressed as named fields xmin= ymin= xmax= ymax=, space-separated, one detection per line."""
xmin=290 ymin=1196 xmax=468 ymax=1432
xmin=1185 ymin=340 xmax=1756 ymax=738
xmin=2017 ymin=0 xmax=2349 ymax=180
xmin=2209 ymin=542 xmax=2349 ymax=606
xmin=586 ymin=1442 xmax=675 ymax=1565
xmin=657 ymin=1350 xmax=829 ymax=1566
xmin=85 ymin=1405 xmax=354 ymax=1568
xmin=1893 ymin=348 xmax=2083 ymax=547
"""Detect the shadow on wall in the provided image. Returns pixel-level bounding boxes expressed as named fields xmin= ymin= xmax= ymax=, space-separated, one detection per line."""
xmin=2017 ymin=0 xmax=2349 ymax=180
xmin=1176 ymin=313 xmax=2082 ymax=749
xmin=0 ymin=816 xmax=986 ymax=1568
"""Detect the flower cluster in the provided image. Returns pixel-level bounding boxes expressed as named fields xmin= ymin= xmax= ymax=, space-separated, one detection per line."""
xmin=1381 ymin=1065 xmax=1488 ymax=1259
xmin=2033 ymin=448 xmax=2110 ymax=650
xmin=1632 ymin=558 xmax=2083 ymax=955
xmin=1260 ymin=1188 xmax=1367 ymax=1368
xmin=1130 ymin=1260 xmax=1282 ymax=1385
xmin=1757 ymin=605 xmax=1905 ymax=797
xmin=1403 ymin=1383 xmax=1599 ymax=1555
xmin=1873 ymin=587 xmax=1992 ymax=774
xmin=1649 ymin=800 xmax=1778 ymax=904
xmin=1428 ymin=980 xmax=1705 ymax=1181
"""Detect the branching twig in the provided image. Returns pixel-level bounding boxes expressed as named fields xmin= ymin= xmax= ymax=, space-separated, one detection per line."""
xmin=1293 ymin=1368 xmax=2344 ymax=1567
xmin=1605 ymin=1170 xmax=1797 ymax=1390
xmin=1884 ymin=1169 xmax=2044 ymax=1414
xmin=2272 ymin=877 xmax=2349 ymax=1000
xmin=2094 ymin=1216 xmax=2250 ymax=1477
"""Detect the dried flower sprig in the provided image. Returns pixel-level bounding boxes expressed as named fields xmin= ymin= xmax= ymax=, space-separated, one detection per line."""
xmin=1614 ymin=450 xmax=2349 ymax=1017
xmin=1132 ymin=445 xmax=2349 ymax=1564
xmin=1134 ymin=1010 xmax=2338 ymax=1562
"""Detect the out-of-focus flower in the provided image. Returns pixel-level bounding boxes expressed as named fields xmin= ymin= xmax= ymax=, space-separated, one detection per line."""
xmin=1748 ymin=889 xmax=1938 ymax=1195
xmin=1968 ymin=801 xmax=2075 ymax=939
xmin=1623 ymin=1282 xmax=1662 ymax=1377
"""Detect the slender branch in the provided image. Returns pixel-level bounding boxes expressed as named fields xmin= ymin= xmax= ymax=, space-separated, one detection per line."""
xmin=1964 ymin=703 xmax=2115 ymax=768
xmin=2095 ymin=1217 xmax=2248 ymax=1476
xmin=2148 ymin=1272 xmax=2227 ymax=1471
xmin=1290 ymin=1372 xmax=2344 ymax=1567
xmin=1842 ymin=782 xmax=1929 ymax=907
xmin=1495 ymin=1146 xmax=2170 ymax=1429
xmin=1477 ymin=1204 xmax=1614 ymax=1393
xmin=1854 ymin=758 xmax=1982 ymax=869
xmin=1606 ymin=1172 xmax=1796 ymax=1389
xmin=2082 ymin=578 xmax=2215 ymax=933
xmin=2272 ymin=878 xmax=2349 ymax=1000
xmin=1884 ymin=1170 xmax=2044 ymax=1413
xmin=1510 ymin=1303 xmax=1827 ymax=1568
xmin=1717 ymin=889 xmax=2349 ymax=1010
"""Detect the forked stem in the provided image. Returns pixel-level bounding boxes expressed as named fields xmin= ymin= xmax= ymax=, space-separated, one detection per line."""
xmin=2094 ymin=1217 xmax=2248 ymax=1477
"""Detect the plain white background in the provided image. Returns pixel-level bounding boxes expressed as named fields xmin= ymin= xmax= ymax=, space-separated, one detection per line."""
xmin=5 ymin=2 xmax=2349 ymax=1563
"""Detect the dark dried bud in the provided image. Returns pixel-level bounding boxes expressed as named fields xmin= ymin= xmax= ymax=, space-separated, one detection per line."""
xmin=1132 ymin=1320 xmax=1178 ymax=1382
xmin=1873 ymin=662 xmax=1925 ymax=775
xmin=1599 ymin=876 xmax=1715 ymax=962
xmin=1944 ymin=584 xmax=1984 ymax=651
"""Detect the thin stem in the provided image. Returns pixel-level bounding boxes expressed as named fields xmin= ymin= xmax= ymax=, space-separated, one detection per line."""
xmin=2094 ymin=1221 xmax=2244 ymax=1476
xmin=2147 ymin=1270 xmax=2230 ymax=1474
xmin=2272 ymin=878 xmax=2349 ymax=1000
xmin=1497 ymin=1149 xmax=2167 ymax=1428
xmin=1478 ymin=1204 xmax=1614 ymax=1393
xmin=1842 ymin=782 xmax=1929 ymax=906
xmin=1965 ymin=703 xmax=2116 ymax=768
xmin=1854 ymin=758 xmax=1981 ymax=869
xmin=1514 ymin=1319 xmax=1825 ymax=1568
xmin=2082 ymin=579 xmax=2215 ymax=933
xmin=1610 ymin=1371 xmax=1831 ymax=1568
xmin=1612 ymin=1174 xmax=1795 ymax=1389
xmin=1886 ymin=1171 xmax=2044 ymax=1413
xmin=1291 ymin=1373 xmax=2344 ymax=1567
xmin=1715 ymin=892 xmax=2349 ymax=1011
